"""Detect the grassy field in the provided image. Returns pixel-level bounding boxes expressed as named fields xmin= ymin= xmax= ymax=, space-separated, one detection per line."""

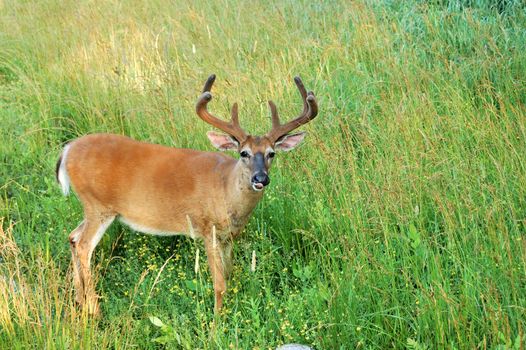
xmin=1 ymin=0 xmax=526 ymax=348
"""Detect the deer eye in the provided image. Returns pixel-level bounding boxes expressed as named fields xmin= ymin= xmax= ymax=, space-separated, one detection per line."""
xmin=268 ymin=151 xmax=275 ymax=158
xmin=240 ymin=150 xmax=250 ymax=158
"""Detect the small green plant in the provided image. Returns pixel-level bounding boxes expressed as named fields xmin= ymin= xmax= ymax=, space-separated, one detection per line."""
xmin=149 ymin=316 xmax=181 ymax=345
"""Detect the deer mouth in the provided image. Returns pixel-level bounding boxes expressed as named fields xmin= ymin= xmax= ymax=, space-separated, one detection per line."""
xmin=252 ymin=182 xmax=265 ymax=191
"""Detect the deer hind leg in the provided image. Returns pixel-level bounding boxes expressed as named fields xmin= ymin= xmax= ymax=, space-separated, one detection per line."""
xmin=69 ymin=220 xmax=86 ymax=305
xmin=69 ymin=213 xmax=114 ymax=315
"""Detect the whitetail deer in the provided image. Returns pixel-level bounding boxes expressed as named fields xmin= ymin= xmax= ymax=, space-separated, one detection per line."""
xmin=56 ymin=75 xmax=318 ymax=315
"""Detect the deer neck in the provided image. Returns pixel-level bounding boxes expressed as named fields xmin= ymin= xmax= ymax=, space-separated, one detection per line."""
xmin=224 ymin=161 xmax=264 ymax=235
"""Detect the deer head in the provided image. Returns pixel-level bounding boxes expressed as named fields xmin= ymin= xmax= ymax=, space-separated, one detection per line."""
xmin=196 ymin=75 xmax=318 ymax=191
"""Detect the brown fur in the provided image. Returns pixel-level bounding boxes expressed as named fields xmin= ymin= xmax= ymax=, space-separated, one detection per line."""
xmin=61 ymin=133 xmax=270 ymax=314
xmin=61 ymin=75 xmax=317 ymax=315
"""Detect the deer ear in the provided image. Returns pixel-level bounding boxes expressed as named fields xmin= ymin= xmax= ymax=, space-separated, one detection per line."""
xmin=274 ymin=132 xmax=306 ymax=151
xmin=207 ymin=131 xmax=239 ymax=151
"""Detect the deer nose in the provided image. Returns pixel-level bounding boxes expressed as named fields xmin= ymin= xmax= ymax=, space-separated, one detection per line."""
xmin=252 ymin=173 xmax=270 ymax=186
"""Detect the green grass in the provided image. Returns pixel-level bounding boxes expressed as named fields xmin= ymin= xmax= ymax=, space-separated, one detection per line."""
xmin=1 ymin=0 xmax=526 ymax=348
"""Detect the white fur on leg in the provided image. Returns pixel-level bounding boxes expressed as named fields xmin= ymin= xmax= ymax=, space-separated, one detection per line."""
xmin=87 ymin=217 xmax=115 ymax=263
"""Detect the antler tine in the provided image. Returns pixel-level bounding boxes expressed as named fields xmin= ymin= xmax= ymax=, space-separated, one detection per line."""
xmin=196 ymin=75 xmax=248 ymax=142
xmin=268 ymin=100 xmax=280 ymax=128
xmin=266 ymin=76 xmax=318 ymax=142
xmin=202 ymin=74 xmax=216 ymax=93
xmin=294 ymin=76 xmax=309 ymax=116
xmin=231 ymin=102 xmax=239 ymax=124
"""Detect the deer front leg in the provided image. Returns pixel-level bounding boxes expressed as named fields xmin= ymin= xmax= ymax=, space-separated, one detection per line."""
xmin=203 ymin=236 xmax=228 ymax=313
xmin=222 ymin=239 xmax=233 ymax=281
